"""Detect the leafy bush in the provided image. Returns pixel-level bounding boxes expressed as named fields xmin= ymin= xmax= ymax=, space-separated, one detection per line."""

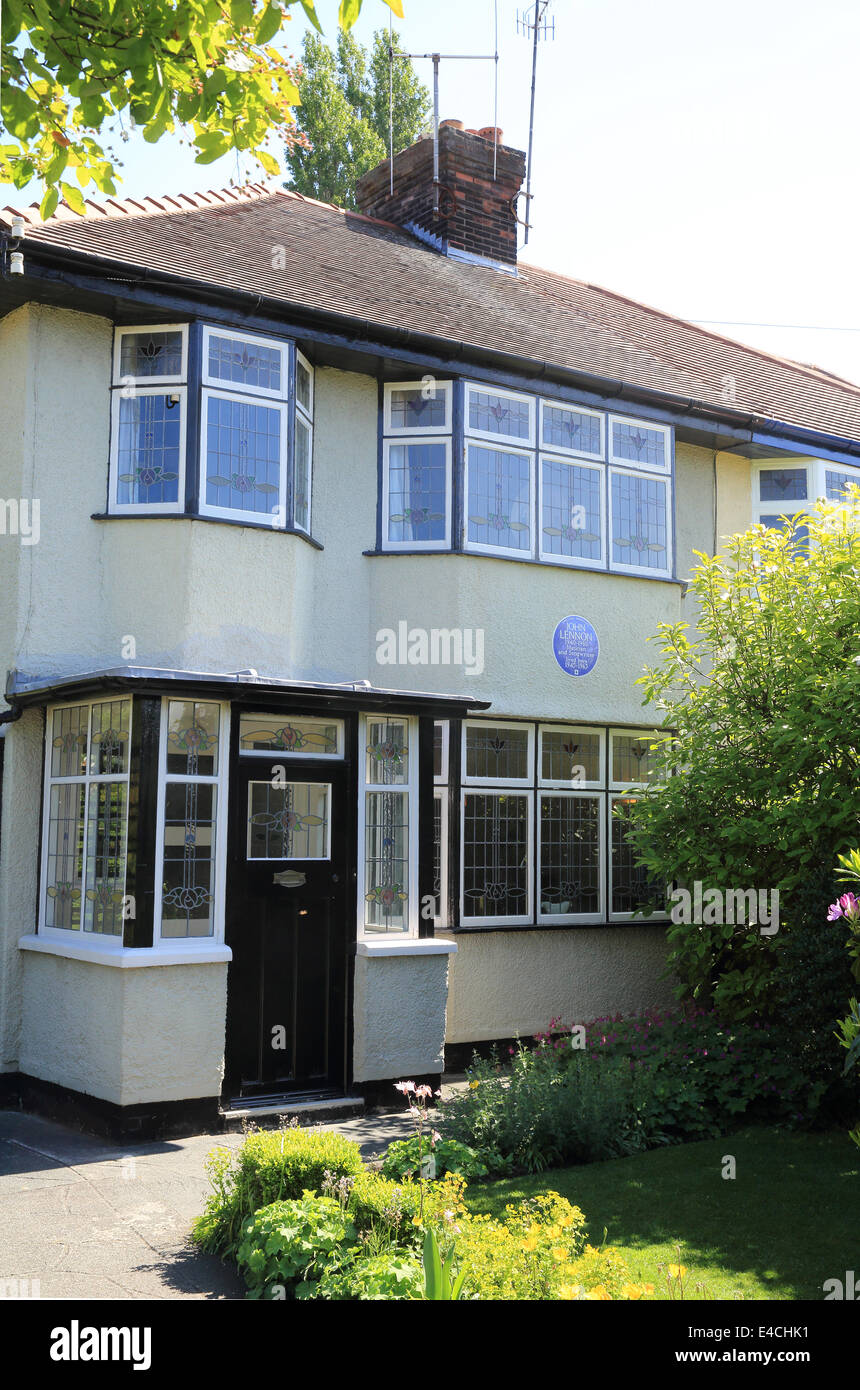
xmin=236 ymin=1194 xmax=356 ymax=1299
xmin=343 ymin=1170 xmax=422 ymax=1245
xmin=381 ymin=1134 xmax=488 ymax=1182
xmin=192 ymin=1124 xmax=364 ymax=1256
xmin=316 ymin=1251 xmax=424 ymax=1301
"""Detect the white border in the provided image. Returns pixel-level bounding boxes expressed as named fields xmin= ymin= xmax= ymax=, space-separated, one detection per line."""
xmin=464 ymin=441 xmax=536 ymax=559
xmin=198 ymin=386 xmax=289 ymax=525
xmin=382 ymin=437 xmax=452 ymax=551
xmin=464 ymin=381 xmax=536 ymax=447
xmin=608 ymin=465 xmax=673 ymax=579
xmin=537 ymin=723 xmax=605 ymax=789
xmin=153 ymin=697 xmax=231 ymax=949
xmin=608 ymin=413 xmax=671 ymax=473
xmin=357 ymin=713 xmax=420 ymax=940
xmin=461 ymin=719 xmax=535 ymax=787
xmin=245 ymin=778 xmax=333 ymax=861
xmin=539 ymin=395 xmax=605 ymax=461
xmin=536 ymin=789 xmax=605 ymax=925
xmin=237 ymin=713 xmax=345 ymax=760
xmin=383 ymin=380 xmax=452 ymax=435
xmin=112 ymin=323 xmax=188 ymax=387
xmin=293 ymin=410 xmax=313 ymax=535
xmin=201 ymin=324 xmax=288 ymax=401
xmin=538 ymin=453 xmax=606 ymax=570
xmin=459 ymin=787 xmax=534 ymax=927
xmin=109 ymin=385 xmax=188 ymax=516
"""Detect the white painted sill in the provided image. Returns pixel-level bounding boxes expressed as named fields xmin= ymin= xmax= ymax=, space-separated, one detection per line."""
xmin=356 ymin=938 xmax=458 ymax=958
xmin=19 ymin=934 xmax=232 ymax=968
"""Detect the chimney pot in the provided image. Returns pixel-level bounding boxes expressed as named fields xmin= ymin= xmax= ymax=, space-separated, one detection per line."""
xmin=439 ymin=118 xmax=464 ymax=131
xmin=477 ymin=126 xmax=503 ymax=144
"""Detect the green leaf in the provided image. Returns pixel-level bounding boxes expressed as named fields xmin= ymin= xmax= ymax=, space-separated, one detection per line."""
xmin=256 ymin=3 xmax=283 ymax=45
xmin=338 ymin=0 xmax=362 ymax=28
xmin=231 ymin=0 xmax=254 ymax=30
xmin=256 ymin=149 xmax=279 ymax=175
xmin=300 ymin=0 xmax=324 ymax=33
xmin=59 ymin=181 xmax=86 ymax=215
xmin=39 ymin=185 xmax=59 ymax=220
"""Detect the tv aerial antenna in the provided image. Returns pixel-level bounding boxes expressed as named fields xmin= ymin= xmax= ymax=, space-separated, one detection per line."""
xmin=388 ymin=2 xmax=500 ymax=214
xmin=516 ymin=1 xmax=555 ymax=245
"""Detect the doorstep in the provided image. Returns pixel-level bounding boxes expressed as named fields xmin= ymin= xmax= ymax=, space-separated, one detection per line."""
xmin=220 ymin=1089 xmax=365 ymax=1130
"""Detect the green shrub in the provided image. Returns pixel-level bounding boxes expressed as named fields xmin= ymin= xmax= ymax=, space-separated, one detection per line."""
xmin=345 ymin=1170 xmax=422 ymax=1243
xmin=236 ymin=1194 xmax=355 ymax=1299
xmin=316 ymin=1251 xmax=424 ymax=1301
xmin=381 ymin=1134 xmax=488 ymax=1182
xmin=192 ymin=1124 xmax=364 ymax=1256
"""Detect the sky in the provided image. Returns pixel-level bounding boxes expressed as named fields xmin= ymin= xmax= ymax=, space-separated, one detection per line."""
xmin=5 ymin=0 xmax=860 ymax=384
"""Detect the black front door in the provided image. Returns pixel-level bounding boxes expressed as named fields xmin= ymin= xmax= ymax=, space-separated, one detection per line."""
xmin=224 ymin=757 xmax=350 ymax=1098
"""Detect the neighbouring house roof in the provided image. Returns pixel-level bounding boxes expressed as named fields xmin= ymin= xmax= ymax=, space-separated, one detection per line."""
xmin=4 ymin=182 xmax=860 ymax=445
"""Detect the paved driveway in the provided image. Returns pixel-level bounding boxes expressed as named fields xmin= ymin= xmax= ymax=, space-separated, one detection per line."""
xmin=0 ymin=1108 xmax=413 ymax=1301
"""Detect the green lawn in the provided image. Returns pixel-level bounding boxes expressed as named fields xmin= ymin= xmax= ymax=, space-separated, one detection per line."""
xmin=465 ymin=1127 xmax=860 ymax=1300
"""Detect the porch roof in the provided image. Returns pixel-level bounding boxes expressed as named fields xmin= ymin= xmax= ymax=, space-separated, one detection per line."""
xmin=4 ymin=666 xmax=491 ymax=718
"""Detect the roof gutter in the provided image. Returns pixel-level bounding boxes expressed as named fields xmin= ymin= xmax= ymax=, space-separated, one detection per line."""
xmin=11 ymin=236 xmax=860 ymax=458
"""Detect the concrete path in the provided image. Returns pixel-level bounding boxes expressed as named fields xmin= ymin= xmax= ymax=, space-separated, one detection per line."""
xmin=0 ymin=1106 xmax=416 ymax=1301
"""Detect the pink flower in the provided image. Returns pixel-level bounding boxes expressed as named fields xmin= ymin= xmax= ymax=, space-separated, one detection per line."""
xmin=394 ymin=1080 xmax=416 ymax=1094
xmin=415 ymin=1084 xmax=433 ymax=1100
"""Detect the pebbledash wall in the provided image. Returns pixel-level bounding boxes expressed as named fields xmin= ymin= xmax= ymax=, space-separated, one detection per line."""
xmin=0 ymin=299 xmax=758 ymax=1106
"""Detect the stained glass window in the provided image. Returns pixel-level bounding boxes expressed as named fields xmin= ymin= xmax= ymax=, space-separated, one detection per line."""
xmin=247 ymin=781 xmax=329 ymax=860
xmin=610 ymin=417 xmax=669 ymax=471
xmin=386 ymin=382 xmax=450 ymax=432
xmin=42 ymin=699 xmax=131 ymax=937
xmin=166 ymin=701 xmax=220 ymax=776
xmin=159 ymin=700 xmax=223 ymax=940
xmin=539 ymin=794 xmax=601 ymax=918
xmin=825 ymin=468 xmax=860 ymax=501
xmin=540 ymin=727 xmax=602 ymax=785
xmin=610 ymin=470 xmax=669 ymax=572
xmin=119 ymin=330 xmax=183 ymax=380
xmin=540 ymin=457 xmax=602 ymax=562
xmin=115 ymin=394 xmax=183 ymax=507
xmin=464 ymin=723 xmax=532 ymax=782
xmin=610 ymin=796 xmax=664 ymax=916
xmin=541 ymin=401 xmax=603 ymax=458
xmin=206 ymin=332 xmax=283 ymax=395
xmin=462 ymin=792 xmax=530 ymax=921
xmin=296 ymin=355 xmax=313 ymax=416
xmin=294 ymin=415 xmax=312 ymax=532
xmin=204 ymin=394 xmax=284 ymax=518
xmin=467 ymin=445 xmax=531 ymax=553
xmin=467 ymin=387 xmax=533 ymax=443
xmin=239 ymin=714 xmax=342 ymax=757
xmin=759 ymin=468 xmax=807 ymax=502
xmin=366 ymin=718 xmax=409 ymax=786
xmin=610 ymin=733 xmax=658 ymax=786
xmin=364 ymin=791 xmax=409 ymax=932
xmin=385 ymin=441 xmax=449 ymax=545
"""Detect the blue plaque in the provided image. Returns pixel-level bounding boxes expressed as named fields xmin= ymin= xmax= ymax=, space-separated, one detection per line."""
xmin=552 ymin=615 xmax=599 ymax=677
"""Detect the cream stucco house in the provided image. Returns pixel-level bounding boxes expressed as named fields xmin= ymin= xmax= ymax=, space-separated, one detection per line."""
xmin=2 ymin=123 xmax=860 ymax=1136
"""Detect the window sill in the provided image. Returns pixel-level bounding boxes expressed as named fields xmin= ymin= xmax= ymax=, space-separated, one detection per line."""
xmin=92 ymin=512 xmax=323 ymax=550
xmin=363 ymin=548 xmax=681 ymax=583
xmin=19 ymin=934 xmax=232 ymax=967
xmin=355 ymin=938 xmax=458 ymax=957
xmin=449 ymin=918 xmax=670 ymax=935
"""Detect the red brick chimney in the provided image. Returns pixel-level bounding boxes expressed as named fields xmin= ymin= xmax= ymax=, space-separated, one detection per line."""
xmin=355 ymin=122 xmax=526 ymax=269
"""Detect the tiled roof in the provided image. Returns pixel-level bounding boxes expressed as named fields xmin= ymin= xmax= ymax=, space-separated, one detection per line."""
xmin=5 ymin=182 xmax=860 ymax=444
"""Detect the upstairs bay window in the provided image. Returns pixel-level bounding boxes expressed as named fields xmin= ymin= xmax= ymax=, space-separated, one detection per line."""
xmin=753 ymin=460 xmax=860 ymax=540
xmin=109 ymin=324 xmax=313 ymax=534
xmin=382 ymin=381 xmax=452 ymax=549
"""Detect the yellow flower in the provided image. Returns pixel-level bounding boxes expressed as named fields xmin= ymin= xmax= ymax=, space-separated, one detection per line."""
xmin=585 ymin=1285 xmax=611 ymax=1301
xmin=622 ymin=1284 xmax=643 ymax=1300
xmin=668 ymin=1264 xmax=687 ymax=1280
xmin=547 ymin=1224 xmax=563 ymax=1240
xmin=469 ymin=1080 xmax=480 ymax=1089
xmin=558 ymin=1284 xmax=581 ymax=1300
xmin=562 ymin=1264 xmax=578 ymax=1279
xmin=551 ymin=1247 xmax=567 ymax=1262
xmin=642 ymin=1283 xmax=655 ymax=1295
xmin=521 ymin=1236 xmax=539 ymax=1252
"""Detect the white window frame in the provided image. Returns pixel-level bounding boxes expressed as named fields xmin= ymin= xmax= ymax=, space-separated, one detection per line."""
xmin=153 ymin=697 xmax=231 ymax=949
xmin=38 ymin=697 xmax=133 ymax=947
xmin=465 ymin=381 xmax=536 ymax=447
xmin=538 ymin=723 xmax=605 ymax=790
xmin=201 ymin=324 xmax=288 ymax=401
xmin=538 ymin=452 xmax=606 ymax=570
xmin=295 ymin=348 xmax=315 ymax=422
xmin=461 ymin=719 xmax=535 ymax=787
xmin=357 ymin=713 xmax=420 ymax=940
xmin=245 ymin=779 xmax=333 ymax=862
xmin=464 ymin=441 xmax=536 ymax=559
xmin=539 ymin=395 xmax=605 ymax=461
xmin=459 ymin=787 xmax=534 ymax=928
xmin=293 ymin=408 xmax=314 ymax=536
xmin=751 ymin=460 xmax=811 ymax=529
xmin=198 ymin=385 xmax=289 ymax=525
xmin=433 ymin=787 xmax=448 ymax=929
xmin=113 ymin=323 xmax=188 ymax=387
xmin=382 ymin=437 xmax=452 ymax=551
xmin=608 ymin=464 xmax=673 ymax=579
xmin=383 ymin=380 xmax=452 ymax=435
xmin=609 ymin=728 xmax=660 ymax=791
xmin=237 ymin=713 xmax=344 ymax=760
xmin=537 ymin=789 xmax=605 ymax=926
xmin=608 ymin=413 xmax=672 ymax=473
xmin=109 ymin=385 xmax=188 ymax=516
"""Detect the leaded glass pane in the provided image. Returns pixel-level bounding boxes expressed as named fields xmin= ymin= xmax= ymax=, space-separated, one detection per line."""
xmin=51 ymin=705 xmax=89 ymax=778
xmin=611 ymin=419 xmax=667 ymax=469
xmin=247 ymin=782 xmax=329 ymax=860
xmin=161 ymin=782 xmax=216 ymax=938
xmin=389 ymin=384 xmax=447 ymax=430
xmin=166 ymin=701 xmax=220 ymax=776
xmin=433 ymin=722 xmax=446 ymax=780
xmin=433 ymin=793 xmax=443 ymax=907
xmin=539 ymin=795 xmax=600 ymax=915
xmin=465 ymin=723 xmax=529 ymax=781
xmin=89 ymin=700 xmax=130 ymax=776
xmin=541 ymin=458 xmax=602 ymax=561
xmin=205 ymin=394 xmax=282 ymax=515
xmin=116 ymin=394 xmax=181 ymax=506
xmin=542 ymin=402 xmax=601 ymax=456
xmin=296 ymin=358 xmax=313 ymax=416
xmin=364 ymin=790 xmax=409 ymax=932
xmin=239 ymin=714 xmax=341 ymax=756
xmin=84 ymin=781 xmax=127 ymax=935
xmin=467 ymin=445 xmax=531 ymax=552
xmin=759 ymin=468 xmax=807 ymax=502
xmin=119 ymin=330 xmax=182 ymax=379
xmin=467 ymin=388 xmax=531 ymax=441
xmin=611 ymin=797 xmax=663 ymax=915
xmin=612 ymin=734 xmax=657 ymax=784
xmin=541 ymin=728 xmax=601 ymax=784
xmin=463 ymin=792 xmax=528 ymax=918
xmin=294 ymin=416 xmax=312 ymax=531
xmin=611 ymin=471 xmax=668 ymax=570
xmin=387 ymin=442 xmax=447 ymax=543
xmin=45 ymin=783 xmax=86 ymax=930
xmin=825 ymin=469 xmax=860 ymax=500
xmin=366 ymin=718 xmax=408 ymax=785
xmin=207 ymin=333 xmax=282 ymax=393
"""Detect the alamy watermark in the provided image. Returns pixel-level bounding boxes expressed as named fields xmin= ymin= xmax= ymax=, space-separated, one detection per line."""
xmin=376 ymin=621 xmax=484 ymax=677
xmin=668 ymin=881 xmax=779 ymax=936
xmin=0 ymin=498 xmax=39 ymax=545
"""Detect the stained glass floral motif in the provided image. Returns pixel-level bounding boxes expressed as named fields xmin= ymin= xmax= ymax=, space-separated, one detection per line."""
xmin=468 ymin=388 xmax=531 ymax=441
xmin=611 ymin=734 xmax=657 ymax=785
xmin=205 ymin=395 xmax=283 ymax=516
xmin=540 ymin=728 xmax=601 ymax=784
xmin=539 ymin=794 xmax=600 ymax=917
xmin=463 ymin=792 xmax=529 ymax=919
xmin=465 ymin=723 xmax=530 ymax=781
xmin=611 ymin=472 xmax=668 ymax=571
xmin=166 ymin=702 xmax=220 ymax=776
xmin=611 ymin=419 xmax=668 ymax=470
xmin=239 ymin=717 xmax=340 ymax=755
xmin=116 ymin=394 xmax=182 ymax=506
xmin=248 ymin=782 xmax=329 ymax=860
xmin=386 ymin=442 xmax=447 ymax=544
xmin=364 ymin=790 xmax=409 ymax=931
xmin=467 ymin=445 xmax=531 ymax=552
xmin=759 ymin=468 xmax=807 ymax=501
xmin=541 ymin=458 xmax=601 ymax=561
xmin=119 ymin=330 xmax=183 ymax=378
xmin=160 ymin=781 xmax=216 ymax=937
xmin=388 ymin=384 xmax=448 ymax=431
xmin=542 ymin=403 xmax=602 ymax=457
xmin=366 ymin=719 xmax=408 ymax=786
xmin=207 ymin=333 xmax=282 ymax=393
